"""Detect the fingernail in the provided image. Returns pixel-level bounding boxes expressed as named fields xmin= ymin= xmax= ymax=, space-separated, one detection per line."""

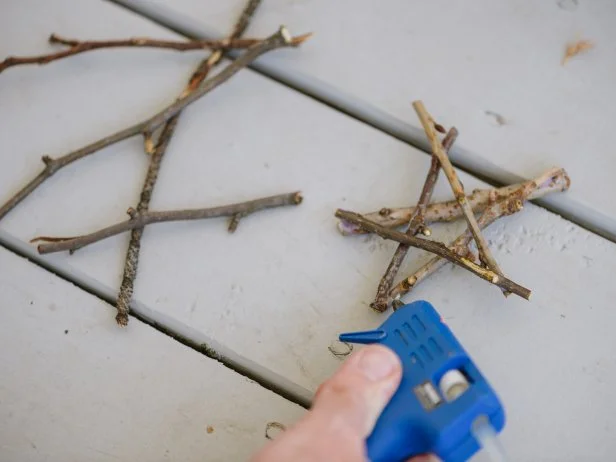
xmin=357 ymin=345 xmax=399 ymax=382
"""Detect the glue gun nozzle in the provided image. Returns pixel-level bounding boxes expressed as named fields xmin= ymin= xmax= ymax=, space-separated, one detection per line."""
xmin=339 ymin=329 xmax=387 ymax=345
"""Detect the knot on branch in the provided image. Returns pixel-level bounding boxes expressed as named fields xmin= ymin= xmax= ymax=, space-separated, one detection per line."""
xmin=126 ymin=207 xmax=138 ymax=219
xmin=48 ymin=34 xmax=77 ymax=47
xmin=279 ymin=26 xmax=292 ymax=45
xmin=420 ymin=226 xmax=432 ymax=236
xmin=143 ymin=130 xmax=155 ymax=155
xmin=227 ymin=213 xmax=245 ymax=233
xmin=41 ymin=155 xmax=59 ymax=173
xmin=434 ymin=122 xmax=446 ymax=134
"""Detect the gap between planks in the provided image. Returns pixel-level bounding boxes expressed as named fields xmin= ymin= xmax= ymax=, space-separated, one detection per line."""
xmin=0 ymin=230 xmax=313 ymax=410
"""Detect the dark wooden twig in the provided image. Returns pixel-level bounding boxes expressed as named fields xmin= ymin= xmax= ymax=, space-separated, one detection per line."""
xmin=370 ymin=127 xmax=458 ymax=312
xmin=389 ymin=168 xmax=569 ymax=302
xmin=114 ymin=0 xmax=266 ymax=326
xmin=413 ymin=101 xmax=506 ymax=288
xmin=335 ymin=210 xmax=531 ymax=300
xmin=0 ymin=32 xmax=312 ymax=74
xmin=0 ymin=26 xmax=307 ymax=223
xmin=32 ymin=192 xmax=303 ymax=255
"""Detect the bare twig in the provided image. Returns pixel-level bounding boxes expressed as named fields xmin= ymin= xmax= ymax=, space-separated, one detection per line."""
xmin=116 ymin=116 xmax=178 ymax=325
xmin=32 ymin=192 xmax=303 ymax=255
xmin=389 ymin=168 xmax=569 ymax=301
xmin=335 ymin=210 xmax=531 ymax=300
xmin=231 ymin=0 xmax=263 ymax=37
xmin=0 ymin=26 xmax=307 ymax=222
xmin=413 ymin=101 xmax=505 ymax=284
xmin=116 ymin=0 xmax=265 ymax=326
xmin=0 ymin=32 xmax=312 ymax=73
xmin=370 ymin=128 xmax=458 ymax=312
xmin=338 ymin=174 xmax=571 ymax=235
xmin=185 ymin=0 xmax=263 ymax=96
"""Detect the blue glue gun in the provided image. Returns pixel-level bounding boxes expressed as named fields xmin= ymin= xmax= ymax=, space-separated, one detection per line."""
xmin=339 ymin=301 xmax=505 ymax=462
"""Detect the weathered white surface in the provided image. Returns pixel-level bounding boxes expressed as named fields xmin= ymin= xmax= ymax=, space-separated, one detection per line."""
xmin=116 ymin=0 xmax=616 ymax=238
xmin=0 ymin=246 xmax=304 ymax=462
xmin=1 ymin=1 xmax=615 ymax=460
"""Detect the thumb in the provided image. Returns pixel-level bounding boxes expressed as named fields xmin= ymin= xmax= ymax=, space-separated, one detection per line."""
xmin=310 ymin=344 xmax=402 ymax=438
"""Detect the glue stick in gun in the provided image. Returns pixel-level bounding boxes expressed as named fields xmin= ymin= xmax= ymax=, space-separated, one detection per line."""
xmin=340 ymin=301 xmax=507 ymax=462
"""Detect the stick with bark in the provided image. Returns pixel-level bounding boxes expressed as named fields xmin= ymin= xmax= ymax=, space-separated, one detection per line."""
xmin=0 ymin=26 xmax=305 ymax=223
xmin=32 ymin=192 xmax=303 ymax=255
xmin=412 ymin=101 xmax=507 ymax=290
xmin=370 ymin=128 xmax=458 ymax=312
xmin=338 ymin=173 xmax=570 ymax=235
xmin=0 ymin=33 xmax=311 ymax=73
xmin=114 ymin=0 xmax=264 ymax=326
xmin=389 ymin=168 xmax=569 ymax=302
xmin=335 ymin=210 xmax=531 ymax=299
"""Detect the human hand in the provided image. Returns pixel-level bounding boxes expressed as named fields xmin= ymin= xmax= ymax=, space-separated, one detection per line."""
xmin=251 ymin=344 xmax=435 ymax=462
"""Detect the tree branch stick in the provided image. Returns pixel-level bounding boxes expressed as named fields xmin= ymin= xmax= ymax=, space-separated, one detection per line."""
xmin=115 ymin=116 xmax=177 ymax=326
xmin=335 ymin=210 xmax=531 ymax=300
xmin=0 ymin=26 xmax=306 ymax=223
xmin=33 ymin=192 xmax=303 ymax=255
xmin=337 ymin=170 xmax=571 ymax=235
xmin=389 ymin=168 xmax=568 ymax=301
xmin=370 ymin=127 xmax=458 ymax=312
xmin=0 ymin=32 xmax=312 ymax=73
xmin=413 ymin=101 xmax=504 ymax=281
xmin=184 ymin=0 xmax=263 ymax=96
xmin=114 ymin=0 xmax=265 ymax=326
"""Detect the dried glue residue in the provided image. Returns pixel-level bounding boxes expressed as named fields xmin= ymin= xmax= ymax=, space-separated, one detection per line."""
xmin=328 ymin=341 xmax=353 ymax=359
xmin=265 ymin=422 xmax=287 ymax=440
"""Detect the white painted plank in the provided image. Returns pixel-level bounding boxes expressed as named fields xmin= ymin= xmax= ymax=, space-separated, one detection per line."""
xmin=0 ymin=1 xmax=615 ymax=460
xmin=116 ymin=0 xmax=616 ymax=236
xmin=0 ymin=246 xmax=303 ymax=462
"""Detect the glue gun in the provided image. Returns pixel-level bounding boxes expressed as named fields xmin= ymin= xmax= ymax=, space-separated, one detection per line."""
xmin=339 ymin=301 xmax=506 ymax=462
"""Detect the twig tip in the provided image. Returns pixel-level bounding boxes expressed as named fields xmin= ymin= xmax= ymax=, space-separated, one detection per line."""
xmin=115 ymin=313 xmax=129 ymax=327
xmin=293 ymin=192 xmax=303 ymax=204
xmin=291 ymin=32 xmax=314 ymax=46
